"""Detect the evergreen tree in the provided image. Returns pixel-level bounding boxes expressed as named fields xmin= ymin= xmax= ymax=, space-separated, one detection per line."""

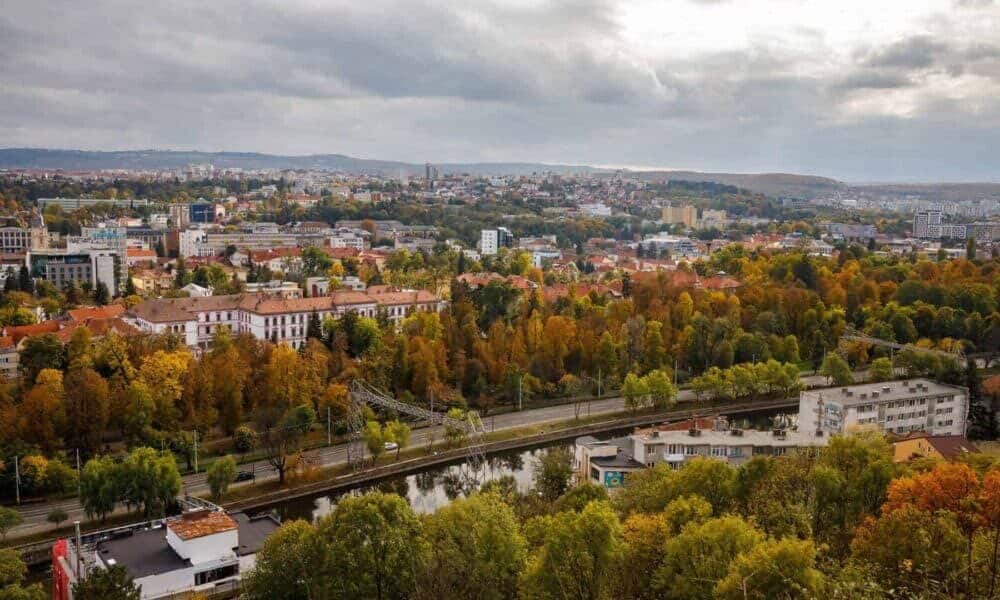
xmin=173 ymin=258 xmax=188 ymax=288
xmin=94 ymin=282 xmax=110 ymax=305
xmin=966 ymin=358 xmax=995 ymax=440
xmin=18 ymin=265 xmax=34 ymax=295
xmin=154 ymin=239 xmax=165 ymax=257
xmin=4 ymin=268 xmax=17 ymax=293
xmin=307 ymin=310 xmax=323 ymax=340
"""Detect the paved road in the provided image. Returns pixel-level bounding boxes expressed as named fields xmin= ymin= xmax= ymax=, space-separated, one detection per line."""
xmin=10 ymin=373 xmax=831 ymax=539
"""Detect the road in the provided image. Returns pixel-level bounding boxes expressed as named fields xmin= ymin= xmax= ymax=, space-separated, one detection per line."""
xmin=9 ymin=373 xmax=831 ymax=539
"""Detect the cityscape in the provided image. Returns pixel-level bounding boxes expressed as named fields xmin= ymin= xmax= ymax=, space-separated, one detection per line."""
xmin=1 ymin=1 xmax=1000 ymax=599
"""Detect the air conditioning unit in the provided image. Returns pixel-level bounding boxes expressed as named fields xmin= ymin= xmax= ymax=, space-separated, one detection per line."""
xmin=730 ymin=429 xmax=744 ymax=437
xmin=688 ymin=428 xmax=702 ymax=437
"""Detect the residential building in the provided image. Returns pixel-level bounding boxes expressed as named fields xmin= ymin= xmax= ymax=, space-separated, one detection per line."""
xmin=799 ymin=378 xmax=968 ymax=437
xmin=37 ymin=197 xmax=150 ymax=210
xmin=969 ymin=222 xmax=1000 ymax=242
xmin=169 ymin=203 xmax=190 ymax=228
xmin=892 ymin=434 xmax=979 ymax=463
xmin=662 ymin=204 xmax=698 ymax=228
xmin=913 ymin=210 xmax=941 ymax=239
xmin=27 ymin=248 xmax=119 ymax=295
xmin=480 ymin=227 xmax=513 ymax=256
xmin=52 ymin=508 xmax=279 ymax=600
xmin=0 ymin=336 xmax=18 ymax=380
xmin=244 ymin=280 xmax=302 ymax=299
xmin=189 ymin=203 xmax=216 ymax=224
xmin=828 ymin=223 xmax=878 ymax=240
xmin=125 ymin=248 xmax=158 ymax=267
xmin=0 ymin=211 xmax=47 ymax=253
xmin=128 ymin=287 xmax=446 ymax=349
xmin=179 ymin=229 xmax=209 ymax=258
xmin=579 ymin=202 xmax=612 ymax=217
xmin=181 ymin=283 xmax=213 ymax=297
xmin=574 ymin=436 xmax=646 ymax=488
xmin=640 ymin=234 xmax=701 ymax=258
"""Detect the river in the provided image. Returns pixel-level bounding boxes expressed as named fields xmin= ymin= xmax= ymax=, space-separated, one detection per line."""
xmin=260 ymin=406 xmax=794 ymax=523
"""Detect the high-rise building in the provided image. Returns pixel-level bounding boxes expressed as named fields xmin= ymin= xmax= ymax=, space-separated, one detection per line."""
xmin=480 ymin=227 xmax=513 ymax=256
xmin=662 ymin=204 xmax=698 ymax=228
xmin=913 ymin=210 xmax=942 ymax=238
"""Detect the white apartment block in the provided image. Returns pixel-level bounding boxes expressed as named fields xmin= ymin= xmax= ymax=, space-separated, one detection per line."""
xmin=480 ymin=227 xmax=513 ymax=256
xmin=799 ymin=378 xmax=968 ymax=437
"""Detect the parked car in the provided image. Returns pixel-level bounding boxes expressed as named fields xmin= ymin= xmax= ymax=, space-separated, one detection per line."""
xmin=236 ymin=470 xmax=255 ymax=482
xmin=384 ymin=441 xmax=399 ymax=452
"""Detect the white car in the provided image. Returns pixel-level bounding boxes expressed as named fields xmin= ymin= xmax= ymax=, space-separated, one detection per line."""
xmin=384 ymin=441 xmax=399 ymax=451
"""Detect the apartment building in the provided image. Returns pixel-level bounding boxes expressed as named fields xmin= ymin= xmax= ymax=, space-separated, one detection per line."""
xmin=661 ymin=204 xmax=698 ymax=228
xmin=480 ymin=227 xmax=514 ymax=256
xmin=129 ymin=287 xmax=446 ymax=349
xmin=799 ymin=378 xmax=968 ymax=437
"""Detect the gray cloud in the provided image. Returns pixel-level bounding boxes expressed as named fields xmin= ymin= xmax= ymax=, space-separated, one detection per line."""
xmin=1 ymin=0 xmax=999 ymax=181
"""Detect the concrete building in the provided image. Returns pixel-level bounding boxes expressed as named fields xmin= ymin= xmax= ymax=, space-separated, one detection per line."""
xmin=913 ymin=210 xmax=941 ymax=239
xmin=640 ymin=234 xmax=701 ymax=258
xmin=178 ymin=229 xmax=209 ymax=258
xmin=0 ymin=211 xmax=47 ymax=253
xmin=662 ymin=204 xmax=698 ymax=228
xmin=28 ymin=248 xmax=119 ymax=295
xmin=480 ymin=227 xmax=514 ymax=256
xmin=892 ymin=433 xmax=979 ymax=463
xmin=37 ymin=197 xmax=150 ymax=210
xmin=52 ymin=508 xmax=279 ymax=600
xmin=799 ymin=378 xmax=968 ymax=437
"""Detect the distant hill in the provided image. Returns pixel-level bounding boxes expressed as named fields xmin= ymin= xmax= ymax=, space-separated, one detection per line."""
xmin=633 ymin=170 xmax=845 ymax=198
xmin=0 ymin=149 xmax=605 ymax=177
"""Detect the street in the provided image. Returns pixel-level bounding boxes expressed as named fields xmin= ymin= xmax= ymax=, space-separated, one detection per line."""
xmin=9 ymin=373 xmax=831 ymax=539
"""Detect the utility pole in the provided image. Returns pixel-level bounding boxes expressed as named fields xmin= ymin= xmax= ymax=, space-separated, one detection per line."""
xmin=597 ymin=367 xmax=602 ymax=398
xmin=327 ymin=406 xmax=332 ymax=446
xmin=14 ymin=455 xmax=20 ymax=504
xmin=75 ymin=448 xmax=81 ymax=497
xmin=674 ymin=359 xmax=678 ymax=386
xmin=193 ymin=431 xmax=198 ymax=473
xmin=518 ymin=375 xmax=523 ymax=411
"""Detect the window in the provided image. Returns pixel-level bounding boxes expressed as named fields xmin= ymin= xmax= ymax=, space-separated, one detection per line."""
xmin=729 ymin=447 xmax=743 ymax=458
xmin=667 ymin=444 xmax=683 ymax=454
xmin=711 ymin=446 xmax=727 ymax=457
xmin=194 ymin=564 xmax=238 ymax=586
xmin=685 ymin=446 xmax=697 ymax=456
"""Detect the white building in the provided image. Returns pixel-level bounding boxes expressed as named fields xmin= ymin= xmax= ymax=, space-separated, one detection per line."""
xmin=54 ymin=509 xmax=278 ymax=600
xmin=179 ymin=229 xmax=209 ymax=258
xmin=480 ymin=227 xmax=513 ymax=256
xmin=799 ymin=378 xmax=968 ymax=437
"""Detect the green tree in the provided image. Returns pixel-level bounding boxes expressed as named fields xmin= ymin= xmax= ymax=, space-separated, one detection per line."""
xmin=18 ymin=334 xmax=65 ymax=383
xmin=118 ymin=447 xmax=181 ymax=518
xmin=72 ymin=565 xmax=141 ymax=600
xmin=868 ymin=357 xmax=894 ymax=383
xmin=364 ymin=420 xmax=387 ymax=463
xmin=419 ymin=492 xmax=528 ymax=600
xmin=520 ymin=501 xmax=624 ymax=600
xmin=206 ymin=455 xmax=237 ymax=500
xmin=0 ymin=507 xmax=22 ymax=543
xmin=319 ymin=492 xmax=429 ymax=600
xmin=533 ymin=447 xmax=574 ymax=502
xmin=46 ymin=508 xmax=69 ymax=529
xmin=243 ymin=520 xmax=328 ymax=600
xmin=654 ymin=515 xmax=765 ymax=600
xmin=643 ymin=369 xmax=677 ymax=409
xmin=385 ymin=420 xmax=411 ymax=460
xmin=80 ymin=456 xmax=120 ymax=521
xmin=554 ymin=483 xmax=609 ymax=513
xmin=622 ymin=372 xmax=650 ymax=412
xmin=820 ymin=353 xmax=853 ymax=385
xmin=0 ymin=549 xmax=44 ymax=600
xmin=714 ymin=537 xmax=824 ymax=600
xmin=444 ymin=408 xmax=469 ymax=447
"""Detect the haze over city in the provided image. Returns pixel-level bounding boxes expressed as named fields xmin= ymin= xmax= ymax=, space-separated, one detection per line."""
xmin=3 ymin=0 xmax=1000 ymax=181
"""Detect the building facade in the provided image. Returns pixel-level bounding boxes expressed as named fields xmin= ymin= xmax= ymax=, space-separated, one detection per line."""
xmin=799 ymin=378 xmax=968 ymax=437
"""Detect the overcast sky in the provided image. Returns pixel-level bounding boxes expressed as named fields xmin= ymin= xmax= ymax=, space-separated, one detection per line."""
xmin=3 ymin=0 xmax=1000 ymax=181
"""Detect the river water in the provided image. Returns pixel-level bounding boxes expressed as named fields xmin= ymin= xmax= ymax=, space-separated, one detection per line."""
xmin=261 ymin=406 xmax=794 ymax=523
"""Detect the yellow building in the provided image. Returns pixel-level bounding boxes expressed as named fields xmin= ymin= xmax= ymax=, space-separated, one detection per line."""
xmin=892 ymin=434 xmax=978 ymax=463
xmin=662 ymin=204 xmax=698 ymax=228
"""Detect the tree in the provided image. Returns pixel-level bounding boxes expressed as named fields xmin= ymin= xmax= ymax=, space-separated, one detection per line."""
xmin=385 ymin=420 xmax=411 ymax=460
xmin=644 ymin=369 xmax=677 ymax=409
xmin=93 ymin=281 xmax=110 ymax=305
xmin=118 ymin=447 xmax=181 ymax=518
xmin=259 ymin=405 xmax=315 ymax=484
xmin=622 ymin=372 xmax=649 ymax=412
xmin=72 ymin=565 xmax=141 ymax=600
xmin=967 ymin=357 xmax=995 ymax=440
xmin=63 ymin=367 xmax=110 ymax=456
xmin=714 ymin=538 xmax=824 ymax=600
xmin=18 ymin=334 xmax=65 ymax=383
xmin=654 ymin=515 xmax=765 ymax=600
xmin=206 ymin=455 xmax=237 ymax=500
xmin=520 ymin=501 xmax=623 ymax=600
xmin=319 ymin=492 xmax=429 ymax=600
xmin=0 ymin=549 xmax=44 ymax=600
xmin=968 ymin=236 xmax=977 ymax=260
xmin=868 ymin=356 xmax=894 ymax=383
xmin=364 ymin=420 xmax=387 ymax=464
xmin=419 ymin=492 xmax=527 ymax=600
xmin=820 ymin=353 xmax=853 ymax=385
xmin=17 ymin=266 xmax=33 ymax=295
xmin=0 ymin=507 xmax=23 ymax=542
xmin=233 ymin=426 xmax=257 ymax=454
xmin=46 ymin=508 xmax=69 ymax=529
xmin=554 ymin=482 xmax=609 ymax=513
xmin=80 ymin=456 xmax=120 ymax=521
xmin=243 ymin=520 xmax=328 ymax=600
xmin=533 ymin=447 xmax=574 ymax=501
xmin=444 ymin=408 xmax=469 ymax=447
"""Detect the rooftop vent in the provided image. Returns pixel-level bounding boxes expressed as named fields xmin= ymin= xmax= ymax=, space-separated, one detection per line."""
xmin=883 ymin=386 xmax=891 ymax=393
xmin=773 ymin=429 xmax=787 ymax=439
xmin=688 ymin=428 xmax=702 ymax=437
xmin=860 ymin=393 xmax=868 ymax=399
xmin=872 ymin=391 xmax=879 ymax=398
xmin=731 ymin=428 xmax=744 ymax=437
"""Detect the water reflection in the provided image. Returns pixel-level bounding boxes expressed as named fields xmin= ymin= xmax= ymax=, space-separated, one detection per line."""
xmin=269 ymin=445 xmax=564 ymax=524
xmin=263 ymin=407 xmax=796 ymax=524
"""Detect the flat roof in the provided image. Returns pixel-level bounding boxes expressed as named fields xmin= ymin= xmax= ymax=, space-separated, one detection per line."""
xmin=801 ymin=378 xmax=965 ymax=407
xmin=632 ymin=428 xmax=827 ymax=448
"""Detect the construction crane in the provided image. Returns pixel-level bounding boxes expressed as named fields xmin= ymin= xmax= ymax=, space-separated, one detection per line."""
xmin=346 ymin=380 xmax=488 ymax=480
xmin=840 ymin=326 xmax=965 ymax=362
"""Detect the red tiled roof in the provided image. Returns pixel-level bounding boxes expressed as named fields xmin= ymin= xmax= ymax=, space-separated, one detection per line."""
xmin=895 ymin=433 xmax=980 ymax=461
xmin=4 ymin=321 xmax=60 ymax=344
xmin=250 ymin=248 xmax=302 ymax=262
xmin=67 ymin=305 xmax=125 ymax=323
xmin=167 ymin=511 xmax=237 ymax=540
xmin=701 ymin=276 xmax=742 ymax=290
xmin=126 ymin=248 xmax=157 ymax=258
